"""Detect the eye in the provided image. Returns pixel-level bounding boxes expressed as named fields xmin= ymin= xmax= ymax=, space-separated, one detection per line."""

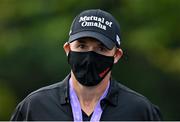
xmin=77 ymin=44 xmax=87 ymax=49
xmin=98 ymin=46 xmax=108 ymax=52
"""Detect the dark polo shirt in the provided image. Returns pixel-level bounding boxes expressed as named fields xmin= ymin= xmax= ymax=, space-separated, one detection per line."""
xmin=10 ymin=74 xmax=162 ymax=121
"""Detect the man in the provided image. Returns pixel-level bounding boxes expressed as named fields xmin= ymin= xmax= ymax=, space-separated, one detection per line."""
xmin=10 ymin=9 xmax=162 ymax=121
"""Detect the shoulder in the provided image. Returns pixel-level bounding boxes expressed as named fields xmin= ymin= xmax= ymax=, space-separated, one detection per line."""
xmin=10 ymin=75 xmax=71 ymax=120
xmin=16 ymin=80 xmax=65 ymax=110
xmin=112 ymin=79 xmax=153 ymax=106
xmin=26 ymin=81 xmax=64 ymax=101
xmin=116 ymin=81 xmax=150 ymax=104
xmin=17 ymin=75 xmax=70 ymax=110
xmin=109 ymin=79 xmax=162 ymax=120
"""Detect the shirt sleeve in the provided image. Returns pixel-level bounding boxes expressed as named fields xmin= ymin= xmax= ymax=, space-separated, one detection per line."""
xmin=10 ymin=102 xmax=24 ymax=121
xmin=151 ymin=104 xmax=163 ymax=120
xmin=10 ymin=98 xmax=32 ymax=121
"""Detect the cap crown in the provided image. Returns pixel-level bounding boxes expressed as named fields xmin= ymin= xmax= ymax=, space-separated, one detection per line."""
xmin=69 ymin=9 xmax=121 ymax=48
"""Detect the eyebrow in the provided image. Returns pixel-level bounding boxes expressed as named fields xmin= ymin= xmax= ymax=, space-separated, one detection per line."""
xmin=98 ymin=42 xmax=106 ymax=47
xmin=76 ymin=38 xmax=107 ymax=48
xmin=77 ymin=39 xmax=86 ymax=44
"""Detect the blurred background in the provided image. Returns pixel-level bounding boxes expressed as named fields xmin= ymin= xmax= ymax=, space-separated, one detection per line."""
xmin=0 ymin=0 xmax=180 ymax=120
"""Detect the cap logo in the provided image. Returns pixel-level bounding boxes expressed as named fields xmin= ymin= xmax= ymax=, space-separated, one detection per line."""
xmin=69 ymin=29 xmax=72 ymax=35
xmin=116 ymin=35 xmax=120 ymax=45
xmin=79 ymin=16 xmax=113 ymax=31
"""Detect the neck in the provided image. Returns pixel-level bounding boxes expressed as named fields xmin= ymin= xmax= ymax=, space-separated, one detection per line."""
xmin=71 ymin=71 xmax=110 ymax=115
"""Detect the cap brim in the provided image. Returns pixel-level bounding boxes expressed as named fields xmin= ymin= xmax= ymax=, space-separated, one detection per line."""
xmin=68 ymin=31 xmax=115 ymax=50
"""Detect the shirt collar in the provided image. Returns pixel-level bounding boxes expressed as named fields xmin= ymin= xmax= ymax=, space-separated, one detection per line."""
xmin=60 ymin=74 xmax=119 ymax=106
xmin=60 ymin=74 xmax=71 ymax=104
xmin=102 ymin=78 xmax=119 ymax=106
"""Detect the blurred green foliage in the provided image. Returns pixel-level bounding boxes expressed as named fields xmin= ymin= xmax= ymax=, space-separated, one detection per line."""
xmin=0 ymin=0 xmax=179 ymax=120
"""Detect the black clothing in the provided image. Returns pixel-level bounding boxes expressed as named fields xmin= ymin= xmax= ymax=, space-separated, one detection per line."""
xmin=10 ymin=74 xmax=162 ymax=121
xmin=82 ymin=110 xmax=92 ymax=121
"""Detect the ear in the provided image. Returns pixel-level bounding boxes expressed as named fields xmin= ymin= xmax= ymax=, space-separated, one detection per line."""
xmin=63 ymin=42 xmax=70 ymax=56
xmin=114 ymin=48 xmax=123 ymax=64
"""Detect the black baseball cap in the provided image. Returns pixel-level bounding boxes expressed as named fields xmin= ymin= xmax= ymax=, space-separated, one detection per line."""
xmin=68 ymin=9 xmax=121 ymax=49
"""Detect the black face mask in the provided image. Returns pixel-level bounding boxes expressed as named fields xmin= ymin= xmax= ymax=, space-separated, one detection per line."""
xmin=68 ymin=51 xmax=114 ymax=86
